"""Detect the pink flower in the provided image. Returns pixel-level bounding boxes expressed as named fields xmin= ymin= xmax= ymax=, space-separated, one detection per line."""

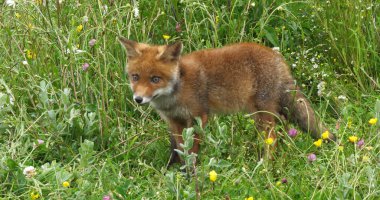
xmin=82 ymin=63 xmax=89 ymax=71
xmin=37 ymin=139 xmax=44 ymax=145
xmin=281 ymin=178 xmax=288 ymax=184
xmin=307 ymin=153 xmax=316 ymax=162
xmin=357 ymin=139 xmax=364 ymax=149
xmin=103 ymin=195 xmax=111 ymax=200
xmin=288 ymin=128 xmax=297 ymax=137
xmin=89 ymin=39 xmax=96 ymax=47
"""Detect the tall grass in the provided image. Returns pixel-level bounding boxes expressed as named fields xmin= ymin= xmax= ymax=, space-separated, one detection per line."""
xmin=0 ymin=0 xmax=379 ymax=199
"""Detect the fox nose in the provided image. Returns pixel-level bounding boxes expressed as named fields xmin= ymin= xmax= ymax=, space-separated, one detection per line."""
xmin=134 ymin=96 xmax=143 ymax=104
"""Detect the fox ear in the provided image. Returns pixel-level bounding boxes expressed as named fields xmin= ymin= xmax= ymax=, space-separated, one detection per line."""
xmin=159 ymin=41 xmax=182 ymax=61
xmin=119 ymin=37 xmax=141 ymax=59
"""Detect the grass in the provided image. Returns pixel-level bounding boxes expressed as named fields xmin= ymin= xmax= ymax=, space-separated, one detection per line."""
xmin=0 ymin=0 xmax=379 ymax=199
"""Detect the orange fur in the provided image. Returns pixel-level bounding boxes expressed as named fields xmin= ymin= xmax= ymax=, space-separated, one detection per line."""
xmin=119 ymin=38 xmax=335 ymax=164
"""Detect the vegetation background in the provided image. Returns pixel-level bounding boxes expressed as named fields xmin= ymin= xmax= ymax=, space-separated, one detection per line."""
xmin=0 ymin=0 xmax=379 ymax=199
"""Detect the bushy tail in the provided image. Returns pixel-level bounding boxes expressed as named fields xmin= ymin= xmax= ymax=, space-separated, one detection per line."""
xmin=280 ymin=83 xmax=335 ymax=141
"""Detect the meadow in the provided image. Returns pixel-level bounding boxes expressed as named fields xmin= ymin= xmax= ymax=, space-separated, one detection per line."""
xmin=0 ymin=0 xmax=379 ymax=199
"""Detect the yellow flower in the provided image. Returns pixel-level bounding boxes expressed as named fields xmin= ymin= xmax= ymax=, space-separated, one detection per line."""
xmin=62 ymin=181 xmax=70 ymax=188
xmin=338 ymin=146 xmax=344 ymax=152
xmin=215 ymin=16 xmax=220 ymax=24
xmin=265 ymin=138 xmax=274 ymax=145
xmin=28 ymin=23 xmax=34 ymax=30
xmin=362 ymin=155 xmax=370 ymax=162
xmin=276 ymin=181 xmax=282 ymax=186
xmin=245 ymin=197 xmax=254 ymax=200
xmin=15 ymin=13 xmax=21 ymax=18
xmin=369 ymin=118 xmax=377 ymax=125
xmin=321 ymin=131 xmax=330 ymax=140
xmin=26 ymin=49 xmax=36 ymax=59
xmin=35 ymin=0 xmax=42 ymax=5
xmin=30 ymin=192 xmax=40 ymax=200
xmin=163 ymin=34 xmax=170 ymax=40
xmin=313 ymin=139 xmax=322 ymax=147
xmin=348 ymin=136 xmax=358 ymax=143
xmin=76 ymin=24 xmax=83 ymax=33
xmin=209 ymin=170 xmax=217 ymax=182
xmin=347 ymin=118 xmax=352 ymax=128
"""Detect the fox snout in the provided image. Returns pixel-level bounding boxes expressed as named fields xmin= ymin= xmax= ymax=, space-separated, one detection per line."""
xmin=133 ymin=94 xmax=152 ymax=104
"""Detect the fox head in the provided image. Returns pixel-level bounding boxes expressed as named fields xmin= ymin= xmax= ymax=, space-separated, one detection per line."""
xmin=119 ymin=37 xmax=182 ymax=104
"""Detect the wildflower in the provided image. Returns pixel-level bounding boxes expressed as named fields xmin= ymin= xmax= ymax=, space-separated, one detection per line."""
xmin=76 ymin=24 xmax=83 ymax=33
xmin=321 ymin=131 xmax=330 ymax=140
xmin=209 ymin=170 xmax=217 ymax=182
xmin=245 ymin=197 xmax=254 ymax=200
xmin=28 ymin=23 xmax=34 ymax=30
xmin=281 ymin=178 xmax=288 ymax=184
xmin=26 ymin=49 xmax=36 ymax=59
xmin=5 ymin=0 xmax=15 ymax=8
xmin=133 ymin=2 xmax=139 ymax=18
xmin=103 ymin=195 xmax=111 ymax=200
xmin=348 ymin=136 xmax=358 ymax=143
xmin=215 ymin=15 xmax=219 ymax=24
xmin=362 ymin=155 xmax=370 ymax=162
xmin=37 ymin=139 xmax=44 ymax=145
xmin=83 ymin=16 xmax=89 ymax=23
xmin=337 ymin=95 xmax=347 ymax=101
xmin=23 ymin=166 xmax=36 ymax=178
xmin=163 ymin=34 xmax=170 ymax=40
xmin=307 ymin=153 xmax=317 ymax=162
xmin=176 ymin=23 xmax=181 ymax=32
xmin=313 ymin=139 xmax=322 ymax=147
xmin=89 ymin=39 xmax=96 ymax=47
xmin=265 ymin=137 xmax=274 ymax=145
xmin=30 ymin=192 xmax=40 ymax=200
xmin=338 ymin=146 xmax=344 ymax=152
xmin=365 ymin=146 xmax=373 ymax=151
xmin=35 ymin=0 xmax=42 ymax=5
xmin=287 ymin=128 xmax=297 ymax=137
xmin=347 ymin=119 xmax=352 ymax=128
xmin=357 ymin=139 xmax=364 ymax=148
xmin=317 ymin=81 xmax=326 ymax=97
xmin=22 ymin=60 xmax=28 ymax=65
xmin=369 ymin=118 xmax=377 ymax=125
xmin=15 ymin=13 xmax=21 ymax=18
xmin=62 ymin=181 xmax=70 ymax=188
xmin=276 ymin=181 xmax=282 ymax=186
xmin=82 ymin=63 xmax=89 ymax=71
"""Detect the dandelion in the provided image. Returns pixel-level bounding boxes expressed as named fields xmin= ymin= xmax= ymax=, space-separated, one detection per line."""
xmin=245 ymin=197 xmax=254 ymax=200
xmin=357 ymin=139 xmax=364 ymax=148
xmin=369 ymin=118 xmax=377 ymax=125
xmin=30 ymin=192 xmax=40 ymax=200
xmin=265 ymin=137 xmax=274 ymax=145
xmin=288 ymin=128 xmax=297 ymax=137
xmin=103 ymin=195 xmax=111 ymax=200
xmin=307 ymin=153 xmax=317 ymax=162
xmin=89 ymin=39 xmax=96 ymax=47
xmin=321 ymin=131 xmax=330 ymax=140
xmin=209 ymin=170 xmax=217 ymax=182
xmin=348 ymin=136 xmax=358 ymax=143
xmin=23 ymin=166 xmax=36 ymax=178
xmin=82 ymin=63 xmax=89 ymax=71
xmin=62 ymin=181 xmax=70 ymax=188
xmin=163 ymin=34 xmax=171 ymax=40
xmin=76 ymin=24 xmax=83 ymax=33
xmin=313 ymin=139 xmax=322 ymax=147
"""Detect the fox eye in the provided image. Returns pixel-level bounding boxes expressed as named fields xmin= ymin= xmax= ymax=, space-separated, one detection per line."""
xmin=151 ymin=76 xmax=161 ymax=84
xmin=131 ymin=74 xmax=139 ymax=82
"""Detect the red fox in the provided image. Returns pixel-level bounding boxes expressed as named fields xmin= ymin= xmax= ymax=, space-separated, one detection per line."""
xmin=119 ymin=38 xmax=335 ymax=163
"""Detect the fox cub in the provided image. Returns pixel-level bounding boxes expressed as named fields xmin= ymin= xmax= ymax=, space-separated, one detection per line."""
xmin=119 ymin=38 xmax=335 ymax=163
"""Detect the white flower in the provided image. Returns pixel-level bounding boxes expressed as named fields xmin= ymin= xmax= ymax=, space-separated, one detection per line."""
xmin=338 ymin=95 xmax=347 ymax=101
xmin=103 ymin=5 xmax=108 ymax=15
xmin=23 ymin=166 xmax=36 ymax=178
xmin=83 ymin=16 xmax=89 ymax=23
xmin=133 ymin=1 xmax=139 ymax=18
xmin=22 ymin=60 xmax=28 ymax=65
xmin=5 ymin=0 xmax=15 ymax=8
xmin=317 ymin=81 xmax=326 ymax=97
xmin=9 ymin=95 xmax=14 ymax=105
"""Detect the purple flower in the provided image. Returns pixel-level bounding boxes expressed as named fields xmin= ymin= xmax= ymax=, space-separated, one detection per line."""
xmin=37 ymin=139 xmax=44 ymax=145
xmin=82 ymin=63 xmax=89 ymax=71
xmin=281 ymin=178 xmax=288 ymax=184
xmin=103 ymin=195 xmax=111 ymax=200
xmin=175 ymin=22 xmax=181 ymax=32
xmin=307 ymin=153 xmax=317 ymax=162
xmin=357 ymin=139 xmax=364 ymax=149
xmin=288 ymin=128 xmax=298 ymax=137
xmin=89 ymin=39 xmax=96 ymax=47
